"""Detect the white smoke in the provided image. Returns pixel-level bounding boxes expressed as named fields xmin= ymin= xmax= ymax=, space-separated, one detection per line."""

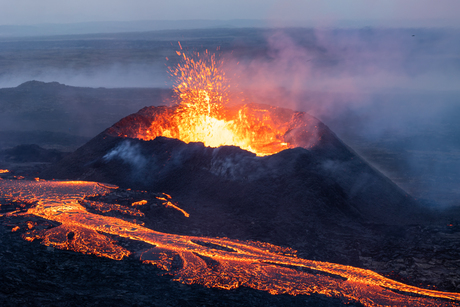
xmin=103 ymin=141 xmax=147 ymax=170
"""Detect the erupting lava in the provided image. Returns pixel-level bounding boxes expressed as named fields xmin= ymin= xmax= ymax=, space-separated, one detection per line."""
xmin=1 ymin=179 xmax=460 ymax=307
xmin=128 ymin=48 xmax=301 ymax=156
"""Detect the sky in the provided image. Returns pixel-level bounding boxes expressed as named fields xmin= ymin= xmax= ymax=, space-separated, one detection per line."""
xmin=2 ymin=0 xmax=460 ymax=27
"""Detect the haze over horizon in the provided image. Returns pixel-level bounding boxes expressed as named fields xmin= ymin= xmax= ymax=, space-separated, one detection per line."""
xmin=2 ymin=0 xmax=460 ymax=33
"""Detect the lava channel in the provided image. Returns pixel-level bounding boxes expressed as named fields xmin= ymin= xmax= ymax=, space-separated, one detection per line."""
xmin=1 ymin=179 xmax=459 ymax=307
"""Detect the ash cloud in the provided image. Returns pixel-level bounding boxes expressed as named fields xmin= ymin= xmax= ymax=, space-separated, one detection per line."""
xmin=222 ymin=27 xmax=460 ymax=143
xmin=226 ymin=28 xmax=460 ymax=118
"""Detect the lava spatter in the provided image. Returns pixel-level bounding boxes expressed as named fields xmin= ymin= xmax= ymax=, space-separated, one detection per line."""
xmin=112 ymin=50 xmax=313 ymax=156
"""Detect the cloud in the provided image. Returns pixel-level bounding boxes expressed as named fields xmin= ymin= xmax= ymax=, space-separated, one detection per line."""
xmin=268 ymin=0 xmax=460 ymax=27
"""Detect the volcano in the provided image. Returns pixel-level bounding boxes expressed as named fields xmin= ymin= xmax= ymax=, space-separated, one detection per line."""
xmin=31 ymin=99 xmax=460 ymax=306
xmin=5 ymin=101 xmax=460 ymax=306
xmin=43 ymin=49 xmax=424 ymax=234
xmin=41 ymin=101 xmax=427 ymax=261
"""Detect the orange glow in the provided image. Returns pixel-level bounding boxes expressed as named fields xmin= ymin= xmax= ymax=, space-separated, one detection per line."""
xmin=155 ymin=196 xmax=189 ymax=217
xmin=81 ymin=200 xmax=144 ymax=217
xmin=131 ymin=200 xmax=148 ymax=206
xmin=124 ymin=50 xmax=302 ymax=156
xmin=0 ymin=169 xmax=9 ymax=174
xmin=1 ymin=179 xmax=460 ymax=306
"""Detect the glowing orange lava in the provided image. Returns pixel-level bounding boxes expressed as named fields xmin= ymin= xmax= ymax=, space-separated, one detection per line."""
xmin=156 ymin=195 xmax=189 ymax=217
xmin=129 ymin=49 xmax=299 ymax=156
xmin=0 ymin=169 xmax=9 ymax=174
xmin=1 ymin=179 xmax=459 ymax=307
xmin=131 ymin=200 xmax=148 ymax=206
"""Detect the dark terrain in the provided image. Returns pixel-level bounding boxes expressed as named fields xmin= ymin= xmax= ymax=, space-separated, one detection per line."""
xmin=1 ymin=223 xmax=358 ymax=307
xmin=0 ymin=81 xmax=172 ymax=142
xmin=35 ymin=104 xmax=460 ymax=293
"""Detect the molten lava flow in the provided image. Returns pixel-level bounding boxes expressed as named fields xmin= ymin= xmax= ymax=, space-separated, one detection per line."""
xmin=80 ymin=200 xmax=145 ymax=217
xmin=1 ymin=179 xmax=460 ymax=307
xmin=128 ymin=50 xmax=300 ymax=156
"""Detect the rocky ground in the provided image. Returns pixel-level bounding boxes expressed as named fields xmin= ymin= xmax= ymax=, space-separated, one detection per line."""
xmin=80 ymin=186 xmax=460 ymax=294
xmin=2 ymin=170 xmax=460 ymax=298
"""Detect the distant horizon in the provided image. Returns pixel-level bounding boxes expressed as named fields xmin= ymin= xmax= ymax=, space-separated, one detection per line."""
xmin=1 ymin=18 xmax=459 ymax=38
xmin=3 ymin=17 xmax=460 ymax=26
xmin=2 ymin=0 xmax=460 ymax=28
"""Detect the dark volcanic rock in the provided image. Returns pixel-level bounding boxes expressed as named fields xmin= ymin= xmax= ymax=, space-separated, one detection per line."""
xmin=41 ymin=104 xmax=430 ymax=268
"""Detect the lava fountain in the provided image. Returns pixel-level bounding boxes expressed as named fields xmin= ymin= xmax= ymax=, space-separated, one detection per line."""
xmin=115 ymin=47 xmax=315 ymax=156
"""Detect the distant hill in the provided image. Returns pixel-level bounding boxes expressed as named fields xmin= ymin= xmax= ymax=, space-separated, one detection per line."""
xmin=0 ymin=81 xmax=172 ymax=138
